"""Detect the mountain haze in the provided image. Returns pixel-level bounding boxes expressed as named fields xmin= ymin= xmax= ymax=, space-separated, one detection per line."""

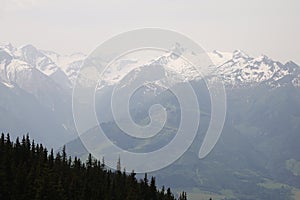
xmin=1 ymin=43 xmax=300 ymax=199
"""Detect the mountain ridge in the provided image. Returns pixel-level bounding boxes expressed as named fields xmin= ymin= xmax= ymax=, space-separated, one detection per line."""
xmin=1 ymin=43 xmax=300 ymax=199
xmin=1 ymin=43 xmax=299 ymax=91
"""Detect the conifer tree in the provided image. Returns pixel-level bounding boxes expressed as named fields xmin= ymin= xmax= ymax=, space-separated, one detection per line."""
xmin=0 ymin=134 xmax=183 ymax=200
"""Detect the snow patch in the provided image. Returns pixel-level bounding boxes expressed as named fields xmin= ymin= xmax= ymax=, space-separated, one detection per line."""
xmin=2 ymin=81 xmax=14 ymax=88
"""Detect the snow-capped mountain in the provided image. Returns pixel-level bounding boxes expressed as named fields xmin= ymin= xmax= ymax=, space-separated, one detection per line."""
xmin=42 ymin=50 xmax=85 ymax=84
xmin=0 ymin=43 xmax=76 ymax=110
xmin=1 ymin=43 xmax=299 ymax=92
xmin=0 ymin=43 xmax=300 ymax=130
xmin=212 ymin=50 xmax=300 ymax=88
xmin=96 ymin=47 xmax=201 ymax=91
xmin=95 ymin=46 xmax=300 ymax=91
xmin=1 ymin=43 xmax=300 ymax=200
xmin=0 ymin=43 xmax=84 ymax=148
xmin=0 ymin=43 xmax=85 ymax=90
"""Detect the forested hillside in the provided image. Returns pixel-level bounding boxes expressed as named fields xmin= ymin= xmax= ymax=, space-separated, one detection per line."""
xmin=0 ymin=133 xmax=187 ymax=200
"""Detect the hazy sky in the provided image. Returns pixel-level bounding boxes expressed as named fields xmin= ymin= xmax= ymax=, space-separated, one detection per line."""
xmin=0 ymin=0 xmax=299 ymax=64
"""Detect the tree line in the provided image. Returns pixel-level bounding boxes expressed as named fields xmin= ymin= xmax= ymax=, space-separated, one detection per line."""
xmin=0 ymin=133 xmax=187 ymax=200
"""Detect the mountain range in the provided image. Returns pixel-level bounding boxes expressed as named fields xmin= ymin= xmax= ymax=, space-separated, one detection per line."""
xmin=1 ymin=43 xmax=300 ymax=199
xmin=1 ymin=43 xmax=299 ymax=91
xmin=0 ymin=43 xmax=85 ymax=148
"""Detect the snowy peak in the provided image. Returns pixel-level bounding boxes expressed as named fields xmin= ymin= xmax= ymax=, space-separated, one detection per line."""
xmin=0 ymin=42 xmax=16 ymax=54
xmin=232 ymin=49 xmax=250 ymax=60
xmin=208 ymin=50 xmax=233 ymax=66
xmin=216 ymin=51 xmax=300 ymax=87
xmin=19 ymin=44 xmax=39 ymax=56
xmin=0 ymin=43 xmax=299 ymax=90
xmin=208 ymin=49 xmax=252 ymax=66
xmin=0 ymin=43 xmax=86 ymax=88
xmin=17 ymin=45 xmax=57 ymax=76
xmin=95 ymin=44 xmax=300 ymax=90
xmin=42 ymin=50 xmax=85 ymax=84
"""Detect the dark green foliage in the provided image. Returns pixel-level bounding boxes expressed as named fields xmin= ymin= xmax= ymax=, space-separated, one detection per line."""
xmin=178 ymin=191 xmax=187 ymax=200
xmin=0 ymin=133 xmax=185 ymax=200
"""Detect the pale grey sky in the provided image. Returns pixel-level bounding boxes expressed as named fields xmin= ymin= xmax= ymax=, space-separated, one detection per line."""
xmin=0 ymin=0 xmax=299 ymax=64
